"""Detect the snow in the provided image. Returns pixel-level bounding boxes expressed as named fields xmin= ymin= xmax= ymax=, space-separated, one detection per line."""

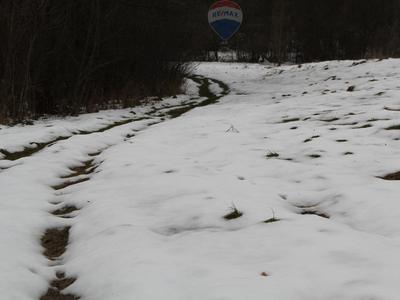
xmin=2 ymin=59 xmax=400 ymax=299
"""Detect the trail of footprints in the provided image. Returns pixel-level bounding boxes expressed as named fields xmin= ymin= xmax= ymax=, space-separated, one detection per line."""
xmin=40 ymin=152 xmax=101 ymax=300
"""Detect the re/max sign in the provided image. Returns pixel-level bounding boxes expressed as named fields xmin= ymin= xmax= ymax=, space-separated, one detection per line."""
xmin=212 ymin=10 xmax=239 ymax=18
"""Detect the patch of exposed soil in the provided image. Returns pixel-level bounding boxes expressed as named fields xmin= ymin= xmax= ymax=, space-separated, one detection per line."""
xmin=40 ymin=272 xmax=79 ymax=299
xmin=61 ymin=160 xmax=96 ymax=178
xmin=40 ymin=288 xmax=79 ymax=300
xmin=263 ymin=218 xmax=280 ymax=223
xmin=322 ymin=117 xmax=340 ymax=122
xmin=52 ymin=206 xmax=79 ymax=217
xmin=301 ymin=211 xmax=329 ymax=219
xmin=52 ymin=273 xmax=77 ymax=290
xmin=386 ymin=125 xmax=400 ymax=130
xmin=41 ymin=227 xmax=71 ymax=260
xmin=353 ymin=124 xmax=372 ymax=129
xmin=281 ymin=118 xmax=300 ymax=123
xmin=52 ymin=178 xmax=90 ymax=190
xmin=378 ymin=171 xmax=400 ymax=180
xmin=88 ymin=151 xmax=102 ymax=156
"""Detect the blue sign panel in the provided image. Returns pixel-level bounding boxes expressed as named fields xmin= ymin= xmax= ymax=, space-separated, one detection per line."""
xmin=208 ymin=1 xmax=243 ymax=40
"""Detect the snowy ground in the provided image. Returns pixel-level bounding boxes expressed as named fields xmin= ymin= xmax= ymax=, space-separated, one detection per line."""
xmin=2 ymin=59 xmax=400 ymax=300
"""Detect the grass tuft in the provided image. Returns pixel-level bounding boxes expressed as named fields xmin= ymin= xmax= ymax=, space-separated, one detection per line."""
xmin=263 ymin=207 xmax=280 ymax=223
xmin=266 ymin=151 xmax=279 ymax=158
xmin=223 ymin=203 xmax=243 ymax=220
xmin=264 ymin=218 xmax=280 ymax=223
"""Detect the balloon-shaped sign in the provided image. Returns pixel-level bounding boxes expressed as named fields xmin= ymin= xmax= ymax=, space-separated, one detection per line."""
xmin=208 ymin=1 xmax=243 ymax=40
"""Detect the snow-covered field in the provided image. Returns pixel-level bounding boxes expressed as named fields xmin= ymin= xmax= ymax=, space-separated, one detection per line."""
xmin=2 ymin=59 xmax=400 ymax=300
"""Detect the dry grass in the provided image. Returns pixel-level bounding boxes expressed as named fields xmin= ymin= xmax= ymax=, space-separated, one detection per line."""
xmin=224 ymin=204 xmax=243 ymax=220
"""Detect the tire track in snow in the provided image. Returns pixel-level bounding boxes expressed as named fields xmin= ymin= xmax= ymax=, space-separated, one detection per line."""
xmin=35 ymin=75 xmax=229 ymax=299
xmin=0 ymin=75 xmax=229 ymax=166
xmin=39 ymin=153 xmax=101 ymax=300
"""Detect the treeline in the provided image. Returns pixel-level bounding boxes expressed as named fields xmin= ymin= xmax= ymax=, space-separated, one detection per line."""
xmin=0 ymin=0 xmax=202 ymax=124
xmin=193 ymin=0 xmax=400 ymax=64
xmin=230 ymin=0 xmax=400 ymax=64
xmin=1 ymin=0 xmax=400 ymax=124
